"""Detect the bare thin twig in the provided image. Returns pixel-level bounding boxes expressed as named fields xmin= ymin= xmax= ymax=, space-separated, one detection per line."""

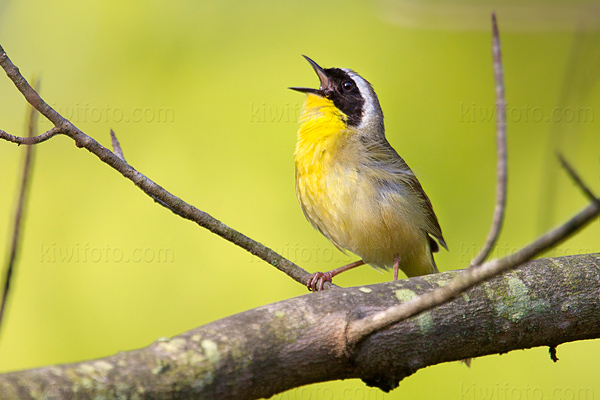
xmin=0 ymin=78 xmax=39 ymax=335
xmin=470 ymin=11 xmax=508 ymax=267
xmin=0 ymin=50 xmax=62 ymax=126
xmin=0 ymin=126 xmax=62 ymax=145
xmin=557 ymin=153 xmax=599 ymax=204
xmin=0 ymin=44 xmax=329 ymax=289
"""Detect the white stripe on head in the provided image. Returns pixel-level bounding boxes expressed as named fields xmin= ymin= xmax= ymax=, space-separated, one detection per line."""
xmin=342 ymin=68 xmax=383 ymax=132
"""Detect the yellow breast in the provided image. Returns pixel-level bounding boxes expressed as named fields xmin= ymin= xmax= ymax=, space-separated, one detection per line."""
xmin=294 ymin=94 xmax=352 ymax=243
xmin=294 ymin=94 xmax=434 ymax=276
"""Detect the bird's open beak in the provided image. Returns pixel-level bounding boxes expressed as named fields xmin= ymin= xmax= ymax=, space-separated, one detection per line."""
xmin=289 ymin=55 xmax=330 ymax=95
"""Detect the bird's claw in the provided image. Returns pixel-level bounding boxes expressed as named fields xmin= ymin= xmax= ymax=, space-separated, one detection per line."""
xmin=307 ymin=271 xmax=333 ymax=292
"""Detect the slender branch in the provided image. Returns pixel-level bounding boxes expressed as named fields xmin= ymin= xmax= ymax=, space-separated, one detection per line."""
xmin=0 ymin=126 xmax=62 ymax=145
xmin=0 ymin=78 xmax=39 ymax=335
xmin=0 ymin=43 xmax=329 ymax=289
xmin=557 ymin=153 xmax=599 ymax=204
xmin=0 ymin=48 xmax=64 ymax=126
xmin=470 ymin=11 xmax=508 ymax=267
xmin=346 ymin=193 xmax=600 ymax=344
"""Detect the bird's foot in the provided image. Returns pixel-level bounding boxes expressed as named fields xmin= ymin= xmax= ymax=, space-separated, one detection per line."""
xmin=306 ymin=260 xmax=366 ymax=291
xmin=307 ymin=271 xmax=335 ymax=292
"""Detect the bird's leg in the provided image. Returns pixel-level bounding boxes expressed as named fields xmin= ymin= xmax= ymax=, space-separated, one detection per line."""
xmin=393 ymin=256 xmax=400 ymax=281
xmin=307 ymin=260 xmax=365 ymax=291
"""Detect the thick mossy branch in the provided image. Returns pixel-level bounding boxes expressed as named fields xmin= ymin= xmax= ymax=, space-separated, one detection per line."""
xmin=0 ymin=253 xmax=598 ymax=400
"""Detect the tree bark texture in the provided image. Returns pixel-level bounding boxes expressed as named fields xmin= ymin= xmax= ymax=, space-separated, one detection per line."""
xmin=0 ymin=253 xmax=598 ymax=399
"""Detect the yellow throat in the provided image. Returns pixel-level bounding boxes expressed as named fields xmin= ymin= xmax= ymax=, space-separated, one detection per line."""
xmin=295 ymin=93 xmax=348 ymax=152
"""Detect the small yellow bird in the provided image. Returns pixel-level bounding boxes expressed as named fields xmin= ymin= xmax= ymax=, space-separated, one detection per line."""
xmin=290 ymin=56 xmax=448 ymax=291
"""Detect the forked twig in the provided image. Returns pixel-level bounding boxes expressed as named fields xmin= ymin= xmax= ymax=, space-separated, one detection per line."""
xmin=0 ymin=78 xmax=39 ymax=335
xmin=0 ymin=44 xmax=328 ymax=289
xmin=470 ymin=11 xmax=508 ymax=267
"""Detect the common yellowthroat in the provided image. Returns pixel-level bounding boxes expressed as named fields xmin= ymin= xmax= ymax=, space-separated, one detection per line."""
xmin=290 ymin=56 xmax=447 ymax=291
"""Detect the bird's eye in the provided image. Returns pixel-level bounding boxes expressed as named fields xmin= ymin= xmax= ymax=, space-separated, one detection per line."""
xmin=342 ymin=80 xmax=355 ymax=92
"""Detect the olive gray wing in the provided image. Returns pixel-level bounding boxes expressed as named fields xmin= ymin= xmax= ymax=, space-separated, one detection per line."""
xmin=362 ymin=137 xmax=448 ymax=252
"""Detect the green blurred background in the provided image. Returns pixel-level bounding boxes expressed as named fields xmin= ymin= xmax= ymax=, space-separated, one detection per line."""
xmin=1 ymin=0 xmax=599 ymax=398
